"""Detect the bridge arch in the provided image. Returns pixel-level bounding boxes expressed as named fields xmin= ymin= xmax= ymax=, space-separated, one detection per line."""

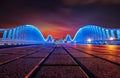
xmin=1 ymin=24 xmax=45 ymax=44
xmin=46 ymin=34 xmax=54 ymax=43
xmin=73 ymin=24 xmax=120 ymax=44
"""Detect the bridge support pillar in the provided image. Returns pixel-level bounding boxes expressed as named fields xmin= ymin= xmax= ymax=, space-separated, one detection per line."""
xmin=110 ymin=30 xmax=115 ymax=38
xmin=91 ymin=26 xmax=95 ymax=40
xmin=18 ymin=26 xmax=23 ymax=40
xmin=20 ymin=26 xmax=24 ymax=40
xmin=12 ymin=29 xmax=16 ymax=40
xmin=16 ymin=27 xmax=19 ymax=40
xmin=94 ymin=26 xmax=97 ymax=40
xmin=102 ymin=29 xmax=107 ymax=40
xmin=117 ymin=30 xmax=120 ymax=39
xmin=94 ymin=26 xmax=99 ymax=43
xmin=99 ymin=27 xmax=103 ymax=40
xmin=2 ymin=30 xmax=7 ymax=39
xmin=106 ymin=30 xmax=110 ymax=40
xmin=8 ymin=30 xmax=12 ymax=40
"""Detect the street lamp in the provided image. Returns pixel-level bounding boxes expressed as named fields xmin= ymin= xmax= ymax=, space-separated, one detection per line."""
xmin=109 ymin=37 xmax=114 ymax=40
xmin=87 ymin=38 xmax=92 ymax=43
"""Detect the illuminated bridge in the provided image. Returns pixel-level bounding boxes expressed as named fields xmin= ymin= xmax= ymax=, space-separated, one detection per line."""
xmin=1 ymin=24 xmax=120 ymax=78
xmin=73 ymin=25 xmax=120 ymax=44
xmin=0 ymin=24 xmax=45 ymax=45
xmin=0 ymin=24 xmax=120 ymax=45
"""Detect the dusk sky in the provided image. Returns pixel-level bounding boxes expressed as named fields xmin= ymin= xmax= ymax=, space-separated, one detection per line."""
xmin=0 ymin=0 xmax=120 ymax=39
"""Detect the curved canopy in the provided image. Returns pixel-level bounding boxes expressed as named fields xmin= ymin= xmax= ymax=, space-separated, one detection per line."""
xmin=2 ymin=24 xmax=45 ymax=43
xmin=73 ymin=24 xmax=120 ymax=43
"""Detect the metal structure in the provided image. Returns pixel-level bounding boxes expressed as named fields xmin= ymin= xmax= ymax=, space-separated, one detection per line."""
xmin=0 ymin=24 xmax=120 ymax=45
xmin=64 ymin=34 xmax=72 ymax=43
xmin=0 ymin=24 xmax=45 ymax=45
xmin=46 ymin=34 xmax=54 ymax=43
xmin=73 ymin=25 xmax=120 ymax=44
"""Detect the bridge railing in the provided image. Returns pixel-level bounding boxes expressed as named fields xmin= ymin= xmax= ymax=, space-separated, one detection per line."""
xmin=0 ymin=38 xmax=42 ymax=46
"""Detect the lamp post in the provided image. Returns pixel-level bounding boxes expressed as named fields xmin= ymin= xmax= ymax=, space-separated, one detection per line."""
xmin=87 ymin=38 xmax=92 ymax=44
xmin=109 ymin=37 xmax=114 ymax=41
xmin=109 ymin=37 xmax=114 ymax=44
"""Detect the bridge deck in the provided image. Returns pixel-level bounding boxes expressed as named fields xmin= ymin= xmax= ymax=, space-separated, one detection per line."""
xmin=0 ymin=44 xmax=120 ymax=78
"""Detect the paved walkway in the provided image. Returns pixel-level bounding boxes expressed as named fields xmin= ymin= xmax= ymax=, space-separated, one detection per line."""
xmin=0 ymin=44 xmax=120 ymax=78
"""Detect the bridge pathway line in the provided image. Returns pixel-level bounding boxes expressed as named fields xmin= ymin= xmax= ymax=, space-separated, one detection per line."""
xmin=28 ymin=45 xmax=89 ymax=78
xmin=65 ymin=45 xmax=120 ymax=78
xmin=0 ymin=45 xmax=55 ymax=78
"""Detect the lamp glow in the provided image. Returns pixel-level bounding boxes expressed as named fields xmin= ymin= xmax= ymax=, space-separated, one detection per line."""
xmin=109 ymin=37 xmax=114 ymax=40
xmin=87 ymin=38 xmax=92 ymax=43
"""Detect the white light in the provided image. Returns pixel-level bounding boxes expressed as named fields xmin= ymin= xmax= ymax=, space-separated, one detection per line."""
xmin=87 ymin=38 xmax=92 ymax=42
xmin=109 ymin=37 xmax=114 ymax=40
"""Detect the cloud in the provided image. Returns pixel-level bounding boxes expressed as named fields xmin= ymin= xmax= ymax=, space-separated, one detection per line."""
xmin=61 ymin=0 xmax=120 ymax=5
